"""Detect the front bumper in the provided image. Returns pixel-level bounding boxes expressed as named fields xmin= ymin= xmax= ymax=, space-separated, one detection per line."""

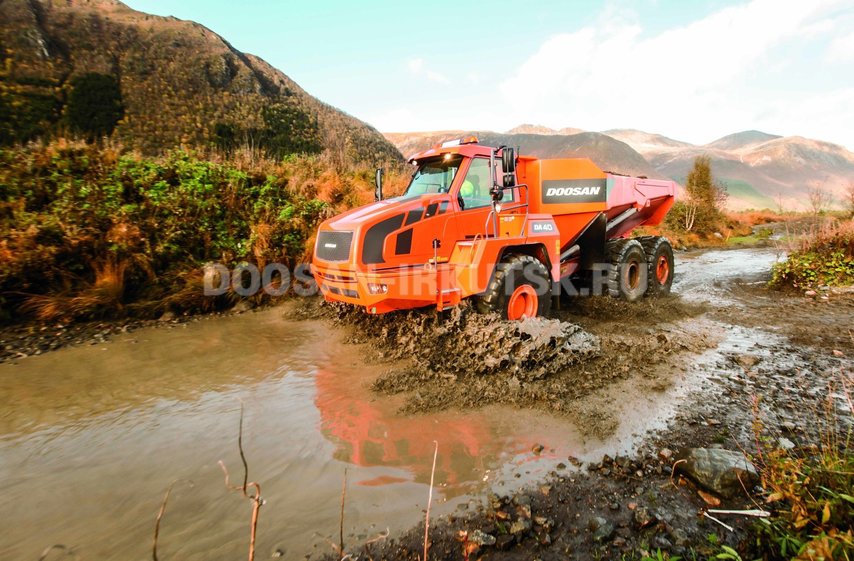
xmin=311 ymin=262 xmax=463 ymax=314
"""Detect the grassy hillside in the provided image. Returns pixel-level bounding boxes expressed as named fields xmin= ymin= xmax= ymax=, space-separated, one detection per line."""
xmin=0 ymin=0 xmax=402 ymax=165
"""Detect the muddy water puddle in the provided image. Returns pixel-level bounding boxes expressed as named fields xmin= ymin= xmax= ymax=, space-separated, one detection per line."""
xmin=0 ymin=308 xmax=654 ymax=561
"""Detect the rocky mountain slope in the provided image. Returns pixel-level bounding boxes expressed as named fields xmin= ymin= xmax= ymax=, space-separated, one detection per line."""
xmin=0 ymin=0 xmax=401 ymax=164
xmin=385 ymin=127 xmax=854 ymax=210
xmin=384 ymin=130 xmax=660 ymax=179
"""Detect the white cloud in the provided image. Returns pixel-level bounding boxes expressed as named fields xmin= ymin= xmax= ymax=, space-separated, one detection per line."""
xmin=825 ymin=32 xmax=854 ymax=63
xmin=407 ymin=57 xmax=449 ymax=84
xmin=498 ymin=0 xmax=854 ymax=148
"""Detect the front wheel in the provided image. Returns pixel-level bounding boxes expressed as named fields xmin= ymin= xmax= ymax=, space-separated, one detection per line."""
xmin=477 ymin=254 xmax=552 ymax=320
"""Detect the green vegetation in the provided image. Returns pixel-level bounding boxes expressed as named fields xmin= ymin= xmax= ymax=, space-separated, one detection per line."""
xmin=65 ymin=73 xmax=124 ymax=140
xmin=717 ymin=179 xmax=774 ymax=210
xmin=727 ymin=227 xmax=774 ymax=246
xmin=770 ymin=220 xmax=854 ymax=288
xmin=0 ymin=141 xmax=407 ymax=323
xmin=748 ymin=389 xmax=853 ymax=560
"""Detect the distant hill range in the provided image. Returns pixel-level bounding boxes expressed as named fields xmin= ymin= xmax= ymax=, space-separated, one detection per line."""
xmin=386 ymin=128 xmax=854 ymax=210
xmin=0 ymin=0 xmax=401 ymax=164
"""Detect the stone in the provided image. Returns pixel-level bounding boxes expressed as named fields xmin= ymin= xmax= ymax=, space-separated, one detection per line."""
xmin=674 ymin=448 xmax=759 ymax=498
xmin=532 ymin=443 xmax=545 ymax=454
xmin=659 ymin=448 xmax=673 ymax=461
xmin=805 ymin=290 xmax=817 ymax=297
xmin=589 ymin=517 xmax=615 ymax=542
xmin=670 ymin=528 xmax=690 ymax=547
xmin=509 ymin=519 xmax=531 ymax=535
xmin=495 ymin=534 xmax=515 ymax=550
xmin=159 ymin=311 xmax=176 ymax=322
xmin=633 ymin=506 xmax=656 ymax=529
xmin=833 ymin=349 xmax=844 ymax=357
xmin=778 ymin=437 xmax=796 ymax=451
xmin=468 ymin=529 xmax=496 ymax=546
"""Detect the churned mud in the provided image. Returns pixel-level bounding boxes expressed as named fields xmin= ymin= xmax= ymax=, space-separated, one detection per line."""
xmin=295 ymin=292 xmax=715 ymax=440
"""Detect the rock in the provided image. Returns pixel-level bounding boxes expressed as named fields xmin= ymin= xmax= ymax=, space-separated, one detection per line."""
xmin=670 ymin=528 xmax=690 ymax=547
xmin=159 ymin=311 xmax=176 ymax=322
xmin=736 ymin=355 xmax=760 ymax=369
xmin=778 ymin=437 xmax=796 ymax=451
xmin=509 ymin=519 xmax=531 ymax=535
xmin=556 ymin=462 xmax=567 ymax=470
xmin=495 ymin=534 xmax=515 ymax=550
xmin=468 ymin=529 xmax=496 ymax=546
xmin=516 ymin=504 xmax=532 ymax=519
xmin=658 ymin=448 xmax=673 ymax=461
xmin=805 ymin=290 xmax=817 ymax=297
xmin=532 ymin=443 xmax=545 ymax=455
xmin=633 ymin=506 xmax=656 ymax=529
xmin=653 ymin=535 xmax=673 ymax=550
xmin=833 ymin=349 xmax=844 ymax=357
xmin=589 ymin=517 xmax=615 ymax=542
xmin=674 ymin=448 xmax=759 ymax=498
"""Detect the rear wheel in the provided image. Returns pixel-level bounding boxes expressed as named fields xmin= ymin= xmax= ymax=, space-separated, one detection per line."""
xmin=477 ymin=254 xmax=552 ymax=320
xmin=606 ymin=239 xmax=648 ymax=301
xmin=639 ymin=236 xmax=674 ymax=296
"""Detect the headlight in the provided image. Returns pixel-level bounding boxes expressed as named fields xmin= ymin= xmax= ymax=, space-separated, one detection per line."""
xmin=367 ymin=283 xmax=388 ymax=295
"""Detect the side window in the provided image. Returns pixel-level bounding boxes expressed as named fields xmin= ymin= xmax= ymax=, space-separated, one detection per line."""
xmin=458 ymin=158 xmax=492 ymax=210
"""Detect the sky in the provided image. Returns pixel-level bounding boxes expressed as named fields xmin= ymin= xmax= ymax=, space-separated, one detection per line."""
xmin=125 ymin=0 xmax=854 ymax=150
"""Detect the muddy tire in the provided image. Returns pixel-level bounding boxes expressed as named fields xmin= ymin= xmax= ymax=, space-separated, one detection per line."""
xmin=477 ymin=254 xmax=552 ymax=320
xmin=606 ymin=239 xmax=648 ymax=301
xmin=639 ymin=236 xmax=674 ymax=296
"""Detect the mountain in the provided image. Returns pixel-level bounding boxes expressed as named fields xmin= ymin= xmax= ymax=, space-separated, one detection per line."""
xmin=0 ymin=0 xmax=401 ymax=164
xmin=386 ymin=127 xmax=854 ymax=210
xmin=646 ymin=135 xmax=854 ymax=210
xmin=384 ymin=130 xmax=660 ymax=179
xmin=706 ymin=130 xmax=782 ymax=151
xmin=602 ymin=129 xmax=694 ymax=158
xmin=506 ymin=124 xmax=585 ymax=136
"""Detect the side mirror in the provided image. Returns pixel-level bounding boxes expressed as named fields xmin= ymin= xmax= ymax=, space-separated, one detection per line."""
xmin=501 ymin=147 xmax=516 ymax=174
xmin=374 ymin=168 xmax=384 ymax=201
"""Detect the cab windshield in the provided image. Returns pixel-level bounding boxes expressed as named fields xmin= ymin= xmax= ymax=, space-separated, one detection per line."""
xmin=404 ymin=155 xmax=463 ymax=196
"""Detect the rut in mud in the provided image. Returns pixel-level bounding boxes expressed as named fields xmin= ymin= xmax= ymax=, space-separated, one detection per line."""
xmin=298 ymin=295 xmax=713 ymax=434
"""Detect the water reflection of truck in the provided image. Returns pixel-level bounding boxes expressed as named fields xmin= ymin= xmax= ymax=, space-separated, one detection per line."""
xmin=314 ymin=367 xmax=565 ymax=493
xmin=312 ymin=136 xmax=676 ymax=319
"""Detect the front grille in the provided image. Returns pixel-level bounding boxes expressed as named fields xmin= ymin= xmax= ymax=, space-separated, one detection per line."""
xmin=316 ymin=231 xmax=353 ymax=262
xmin=328 ymin=286 xmax=359 ymax=299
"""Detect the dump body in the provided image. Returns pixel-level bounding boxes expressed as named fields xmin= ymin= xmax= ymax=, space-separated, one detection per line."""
xmin=311 ymin=139 xmax=676 ymax=314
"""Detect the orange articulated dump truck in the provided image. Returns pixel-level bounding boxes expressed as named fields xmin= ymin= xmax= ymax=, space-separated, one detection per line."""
xmin=311 ymin=136 xmax=677 ymax=320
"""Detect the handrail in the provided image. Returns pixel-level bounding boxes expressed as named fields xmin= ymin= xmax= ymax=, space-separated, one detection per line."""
xmin=483 ymin=183 xmax=531 ymax=238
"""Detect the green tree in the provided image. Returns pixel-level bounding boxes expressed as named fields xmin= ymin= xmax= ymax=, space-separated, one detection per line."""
xmin=66 ymin=73 xmax=124 ymax=140
xmin=668 ymin=155 xmax=727 ymax=233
